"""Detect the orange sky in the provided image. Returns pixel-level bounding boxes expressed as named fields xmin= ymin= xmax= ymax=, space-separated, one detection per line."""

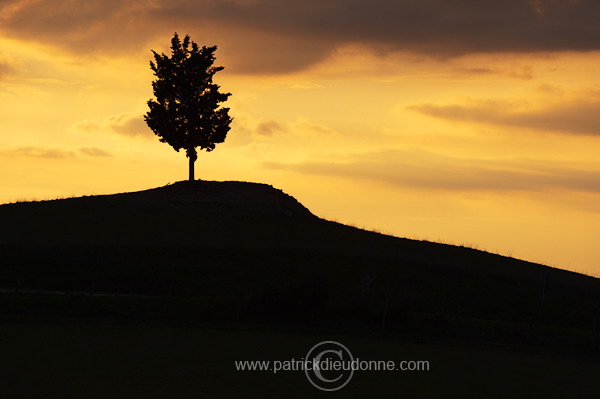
xmin=1 ymin=0 xmax=600 ymax=275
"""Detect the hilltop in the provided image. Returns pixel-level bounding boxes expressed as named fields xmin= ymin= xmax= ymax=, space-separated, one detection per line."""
xmin=1 ymin=180 xmax=599 ymax=352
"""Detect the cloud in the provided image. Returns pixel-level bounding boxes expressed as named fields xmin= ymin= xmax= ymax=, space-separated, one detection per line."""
xmin=256 ymin=120 xmax=285 ymax=137
xmin=106 ymin=112 xmax=151 ymax=138
xmin=0 ymin=0 xmax=150 ymax=53
xmin=408 ymin=95 xmax=600 ymax=136
xmin=0 ymin=54 xmax=18 ymax=78
xmin=454 ymin=65 xmax=534 ymax=80
xmin=1 ymin=145 xmax=111 ymax=159
xmin=72 ymin=120 xmax=100 ymax=133
xmin=229 ymin=114 xmax=289 ymax=139
xmin=265 ymin=148 xmax=600 ymax=194
xmin=1 ymin=145 xmax=75 ymax=159
xmin=529 ymin=0 xmax=581 ymax=16
xmin=292 ymin=117 xmax=336 ymax=136
xmin=72 ymin=112 xmax=152 ymax=138
xmin=1 ymin=0 xmax=599 ymax=73
xmin=0 ymin=60 xmax=15 ymax=77
xmin=78 ymin=147 xmax=112 ymax=157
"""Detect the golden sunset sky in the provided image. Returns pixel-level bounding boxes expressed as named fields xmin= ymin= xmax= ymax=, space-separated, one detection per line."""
xmin=1 ymin=0 xmax=600 ymax=275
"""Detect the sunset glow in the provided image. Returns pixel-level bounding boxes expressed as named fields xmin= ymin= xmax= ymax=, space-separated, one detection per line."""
xmin=1 ymin=0 xmax=600 ymax=275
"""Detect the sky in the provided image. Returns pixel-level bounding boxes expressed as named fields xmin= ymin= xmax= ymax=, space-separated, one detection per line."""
xmin=1 ymin=0 xmax=600 ymax=275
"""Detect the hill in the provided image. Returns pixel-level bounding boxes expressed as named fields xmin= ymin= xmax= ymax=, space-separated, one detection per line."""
xmin=1 ymin=180 xmax=599 ymax=351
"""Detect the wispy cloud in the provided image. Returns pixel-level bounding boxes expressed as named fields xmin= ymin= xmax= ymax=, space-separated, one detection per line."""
xmin=407 ymin=93 xmax=600 ymax=136
xmin=453 ymin=65 xmax=534 ymax=80
xmin=1 ymin=145 xmax=112 ymax=159
xmin=0 ymin=54 xmax=18 ymax=79
xmin=72 ymin=112 xmax=152 ymax=138
xmin=106 ymin=112 xmax=151 ymax=138
xmin=78 ymin=146 xmax=112 ymax=157
xmin=72 ymin=120 xmax=100 ymax=133
xmin=1 ymin=145 xmax=75 ymax=159
xmin=256 ymin=120 xmax=286 ymax=137
xmin=265 ymin=148 xmax=600 ymax=194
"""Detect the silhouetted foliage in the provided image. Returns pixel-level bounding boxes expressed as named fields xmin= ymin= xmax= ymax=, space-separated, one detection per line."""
xmin=145 ymin=33 xmax=232 ymax=181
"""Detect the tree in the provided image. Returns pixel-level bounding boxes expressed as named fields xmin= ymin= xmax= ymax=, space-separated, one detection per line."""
xmin=145 ymin=33 xmax=232 ymax=181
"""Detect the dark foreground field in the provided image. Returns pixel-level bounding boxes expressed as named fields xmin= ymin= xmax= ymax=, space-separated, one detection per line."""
xmin=2 ymin=318 xmax=599 ymax=399
xmin=1 ymin=180 xmax=599 ymax=397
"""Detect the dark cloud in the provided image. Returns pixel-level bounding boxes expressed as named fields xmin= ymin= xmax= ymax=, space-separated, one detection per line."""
xmin=1 ymin=0 xmax=599 ymax=73
xmin=408 ymin=95 xmax=600 ymax=136
xmin=264 ymin=148 xmax=600 ymax=194
xmin=0 ymin=0 xmax=151 ymax=53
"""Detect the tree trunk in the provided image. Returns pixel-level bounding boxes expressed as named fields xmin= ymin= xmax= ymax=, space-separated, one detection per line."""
xmin=189 ymin=156 xmax=195 ymax=181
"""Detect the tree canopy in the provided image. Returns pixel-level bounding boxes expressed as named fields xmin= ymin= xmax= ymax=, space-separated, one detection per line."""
xmin=145 ymin=33 xmax=232 ymax=181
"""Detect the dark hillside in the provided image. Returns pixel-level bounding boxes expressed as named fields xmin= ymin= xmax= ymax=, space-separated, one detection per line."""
xmin=1 ymin=180 xmax=599 ymax=351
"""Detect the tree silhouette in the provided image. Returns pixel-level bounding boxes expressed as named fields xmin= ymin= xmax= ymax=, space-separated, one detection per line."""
xmin=145 ymin=33 xmax=232 ymax=181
